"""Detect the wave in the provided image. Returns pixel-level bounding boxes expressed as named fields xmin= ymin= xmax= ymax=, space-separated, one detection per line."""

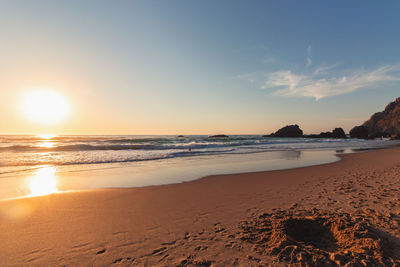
xmin=0 ymin=137 xmax=384 ymax=152
xmin=0 ymin=135 xmax=397 ymax=172
xmin=0 ymin=148 xmax=237 ymax=170
xmin=0 ymin=144 xmax=155 ymax=152
xmin=0 ymin=140 xmax=392 ymax=171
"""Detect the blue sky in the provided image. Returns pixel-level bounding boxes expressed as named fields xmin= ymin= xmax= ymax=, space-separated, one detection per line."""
xmin=0 ymin=0 xmax=399 ymax=134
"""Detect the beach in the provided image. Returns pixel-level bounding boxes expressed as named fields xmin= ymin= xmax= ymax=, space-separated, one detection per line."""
xmin=1 ymin=146 xmax=400 ymax=266
xmin=2 ymin=1 xmax=400 ymax=266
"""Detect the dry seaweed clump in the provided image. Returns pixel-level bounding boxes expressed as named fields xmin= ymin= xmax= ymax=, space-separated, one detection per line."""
xmin=239 ymin=209 xmax=399 ymax=266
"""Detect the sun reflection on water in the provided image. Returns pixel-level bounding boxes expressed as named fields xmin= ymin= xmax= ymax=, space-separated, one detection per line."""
xmin=29 ymin=166 xmax=58 ymax=197
xmin=36 ymin=134 xmax=56 ymax=139
xmin=35 ymin=134 xmax=57 ymax=148
xmin=36 ymin=140 xmax=56 ymax=148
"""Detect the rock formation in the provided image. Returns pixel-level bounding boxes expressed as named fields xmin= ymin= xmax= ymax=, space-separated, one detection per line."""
xmin=361 ymin=97 xmax=400 ymax=139
xmin=303 ymin=128 xmax=347 ymax=139
xmin=209 ymin=134 xmax=229 ymax=138
xmin=265 ymin=125 xmax=303 ymax=137
xmin=349 ymin=126 xmax=369 ymax=139
xmin=331 ymin=128 xmax=347 ymax=138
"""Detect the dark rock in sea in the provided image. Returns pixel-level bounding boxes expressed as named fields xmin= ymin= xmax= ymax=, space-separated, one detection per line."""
xmin=303 ymin=128 xmax=346 ymax=139
xmin=332 ymin=128 xmax=347 ymax=138
xmin=368 ymin=132 xmax=389 ymax=139
xmin=361 ymin=97 xmax=400 ymax=138
xmin=350 ymin=126 xmax=369 ymax=139
xmin=177 ymin=135 xmax=185 ymax=138
xmin=209 ymin=134 xmax=229 ymax=138
xmin=262 ymin=133 xmax=275 ymax=137
xmin=268 ymin=125 xmax=303 ymax=138
xmin=266 ymin=126 xmax=346 ymax=139
xmin=318 ymin=132 xmax=333 ymax=138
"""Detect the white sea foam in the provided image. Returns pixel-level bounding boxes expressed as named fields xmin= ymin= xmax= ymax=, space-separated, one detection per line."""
xmin=0 ymin=135 xmax=397 ymax=174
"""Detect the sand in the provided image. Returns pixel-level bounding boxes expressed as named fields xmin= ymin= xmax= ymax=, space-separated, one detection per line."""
xmin=1 ymin=147 xmax=400 ymax=266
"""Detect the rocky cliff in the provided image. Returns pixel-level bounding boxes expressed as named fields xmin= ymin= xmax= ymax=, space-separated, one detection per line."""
xmin=362 ymin=97 xmax=400 ymax=138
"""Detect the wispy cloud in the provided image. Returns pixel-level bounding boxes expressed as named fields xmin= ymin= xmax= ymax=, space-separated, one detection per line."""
xmin=229 ymin=72 xmax=260 ymax=84
xmin=261 ymin=57 xmax=276 ymax=64
xmin=306 ymin=45 xmax=312 ymax=68
xmin=232 ymin=45 xmax=400 ymax=100
xmin=262 ymin=65 xmax=400 ymax=100
xmin=313 ymin=63 xmax=341 ymax=75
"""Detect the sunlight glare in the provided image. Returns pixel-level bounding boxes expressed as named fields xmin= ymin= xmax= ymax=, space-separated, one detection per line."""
xmin=36 ymin=134 xmax=57 ymax=147
xmin=29 ymin=166 xmax=58 ymax=197
xmin=36 ymin=134 xmax=57 ymax=140
xmin=36 ymin=140 xmax=56 ymax=148
xmin=20 ymin=90 xmax=70 ymax=125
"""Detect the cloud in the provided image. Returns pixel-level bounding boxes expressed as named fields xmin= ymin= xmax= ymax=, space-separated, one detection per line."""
xmin=313 ymin=63 xmax=341 ymax=75
xmin=229 ymin=72 xmax=259 ymax=84
xmin=262 ymin=65 xmax=400 ymax=100
xmin=261 ymin=57 xmax=276 ymax=64
xmin=306 ymin=45 xmax=312 ymax=67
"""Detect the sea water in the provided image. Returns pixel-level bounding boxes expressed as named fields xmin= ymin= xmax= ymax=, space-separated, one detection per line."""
xmin=0 ymin=135 xmax=397 ymax=199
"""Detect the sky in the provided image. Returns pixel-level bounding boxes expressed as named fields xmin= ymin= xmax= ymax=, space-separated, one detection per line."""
xmin=0 ymin=0 xmax=399 ymax=135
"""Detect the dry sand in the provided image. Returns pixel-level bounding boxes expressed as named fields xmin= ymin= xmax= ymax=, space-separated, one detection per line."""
xmin=1 ymin=147 xmax=400 ymax=266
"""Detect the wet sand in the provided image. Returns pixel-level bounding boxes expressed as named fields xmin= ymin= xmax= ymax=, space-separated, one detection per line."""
xmin=1 ymin=147 xmax=400 ymax=266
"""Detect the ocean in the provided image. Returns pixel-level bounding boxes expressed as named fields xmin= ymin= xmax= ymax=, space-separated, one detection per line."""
xmin=0 ymin=135 xmax=397 ymax=199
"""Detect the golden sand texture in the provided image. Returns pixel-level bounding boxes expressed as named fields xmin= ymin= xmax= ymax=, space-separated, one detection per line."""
xmin=1 ymin=147 xmax=400 ymax=266
xmin=240 ymin=209 xmax=399 ymax=266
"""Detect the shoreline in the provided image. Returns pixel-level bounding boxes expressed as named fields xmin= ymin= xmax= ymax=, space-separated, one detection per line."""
xmin=0 ymin=148 xmax=341 ymax=200
xmin=3 ymin=143 xmax=399 ymax=201
xmin=1 ymin=146 xmax=400 ymax=265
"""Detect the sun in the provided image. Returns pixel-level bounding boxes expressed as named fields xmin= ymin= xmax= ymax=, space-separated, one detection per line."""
xmin=20 ymin=90 xmax=70 ymax=125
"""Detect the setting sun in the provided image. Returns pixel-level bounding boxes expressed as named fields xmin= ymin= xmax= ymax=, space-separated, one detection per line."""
xmin=20 ymin=90 xmax=70 ymax=125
